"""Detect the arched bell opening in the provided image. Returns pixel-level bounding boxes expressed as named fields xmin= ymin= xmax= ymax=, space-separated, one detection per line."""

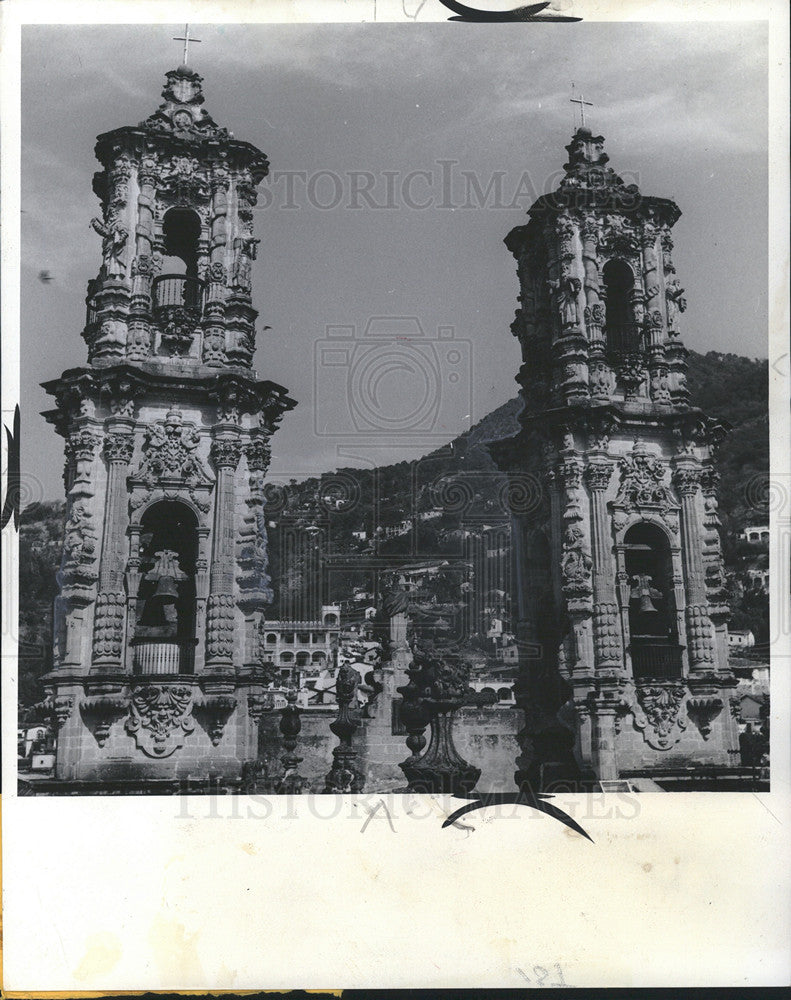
xmin=153 ymin=208 xmax=205 ymax=313
xmin=624 ymin=522 xmax=683 ymax=681
xmin=132 ymin=500 xmax=198 ymax=675
xmin=603 ymin=259 xmax=641 ymax=361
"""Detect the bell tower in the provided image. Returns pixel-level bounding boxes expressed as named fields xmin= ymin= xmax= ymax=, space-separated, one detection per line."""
xmin=491 ymin=126 xmax=739 ymax=789
xmin=42 ymin=63 xmax=295 ymax=786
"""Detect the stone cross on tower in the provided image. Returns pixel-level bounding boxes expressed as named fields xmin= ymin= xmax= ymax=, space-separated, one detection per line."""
xmin=570 ymin=90 xmax=593 ymax=128
xmin=173 ymin=24 xmax=201 ymax=65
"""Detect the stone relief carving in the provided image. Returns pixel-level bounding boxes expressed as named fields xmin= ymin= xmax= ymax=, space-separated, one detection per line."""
xmin=593 ymin=602 xmax=621 ymax=663
xmin=159 ymin=307 xmax=200 ymax=356
xmin=159 ymin=154 xmax=211 ymax=202
xmin=93 ymin=591 xmax=126 ymax=660
xmin=194 ymin=683 xmax=238 ymax=746
xmin=649 ymin=366 xmax=671 ymax=404
xmin=687 ymin=696 xmax=723 ymax=740
xmin=125 ymin=683 xmax=196 ymax=758
xmin=685 ymin=604 xmax=716 ymax=665
xmin=206 ymin=594 xmax=236 ymax=659
xmin=134 ymin=410 xmax=211 ymax=486
xmin=210 ymin=437 xmax=243 ymax=470
xmin=561 ymin=523 xmax=593 ymax=595
xmin=50 ymin=695 xmax=74 ymax=728
xmin=601 ymin=214 xmax=640 ymax=255
xmin=80 ymin=686 xmax=129 ymax=747
xmin=104 ymin=433 xmax=134 ymax=465
xmin=614 ymin=444 xmax=677 ymax=513
xmin=632 ymin=684 xmax=688 ymax=750
xmin=61 ymin=501 xmax=98 ymax=572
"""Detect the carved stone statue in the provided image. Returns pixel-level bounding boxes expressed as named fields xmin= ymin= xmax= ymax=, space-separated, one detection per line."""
xmin=232 ymin=236 xmax=260 ymax=289
xmin=549 ymin=275 xmax=582 ymax=329
xmin=665 ymin=279 xmax=687 ymax=331
xmin=90 ymin=214 xmax=128 ymax=277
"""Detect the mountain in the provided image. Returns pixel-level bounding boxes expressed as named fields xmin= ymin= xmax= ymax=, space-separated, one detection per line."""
xmin=17 ymin=351 xmax=769 ymax=709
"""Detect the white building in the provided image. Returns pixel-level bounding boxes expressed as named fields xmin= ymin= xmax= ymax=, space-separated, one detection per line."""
xmin=746 ymin=568 xmax=770 ymax=592
xmin=261 ymin=604 xmax=341 ymax=683
xmin=728 ymin=629 xmax=756 ymax=648
xmin=740 ymin=526 xmax=769 ymax=544
xmin=469 ymin=673 xmax=515 ymax=704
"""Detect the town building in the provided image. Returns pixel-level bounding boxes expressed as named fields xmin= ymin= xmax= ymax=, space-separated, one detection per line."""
xmin=260 ymin=604 xmax=341 ymax=684
xmin=740 ymin=526 xmax=769 ymax=543
xmin=728 ymin=629 xmax=756 ymax=648
xmin=745 ymin=568 xmax=770 ymax=592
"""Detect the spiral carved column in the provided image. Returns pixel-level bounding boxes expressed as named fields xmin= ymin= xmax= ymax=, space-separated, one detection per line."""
xmin=92 ymin=425 xmax=134 ymax=671
xmin=206 ymin=434 xmax=241 ymax=672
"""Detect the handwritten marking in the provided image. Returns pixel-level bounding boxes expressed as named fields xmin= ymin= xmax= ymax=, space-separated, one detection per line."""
xmin=360 ymin=798 xmax=397 ymax=833
xmin=517 ymin=962 xmax=570 ymax=986
xmin=443 ymin=790 xmax=593 ymax=841
xmin=437 ymin=0 xmax=581 ymax=22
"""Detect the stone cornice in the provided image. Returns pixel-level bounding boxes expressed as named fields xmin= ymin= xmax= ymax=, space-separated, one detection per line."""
xmin=487 ymin=402 xmax=730 ymax=470
xmin=42 ymin=364 xmax=297 ymax=434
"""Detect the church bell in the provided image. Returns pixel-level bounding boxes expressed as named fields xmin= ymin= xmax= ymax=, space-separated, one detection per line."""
xmin=153 ymin=576 xmax=179 ymax=600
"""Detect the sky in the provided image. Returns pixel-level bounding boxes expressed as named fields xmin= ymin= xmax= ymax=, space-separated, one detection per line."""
xmin=20 ymin=20 xmax=768 ymax=502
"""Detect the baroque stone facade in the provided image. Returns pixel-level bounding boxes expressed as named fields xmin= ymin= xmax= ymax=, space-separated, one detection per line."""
xmin=41 ymin=65 xmax=296 ymax=786
xmin=490 ymin=127 xmax=739 ymax=788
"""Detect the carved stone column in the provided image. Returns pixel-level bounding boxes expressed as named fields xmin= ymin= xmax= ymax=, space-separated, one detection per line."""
xmin=128 ymin=255 xmax=155 ymax=362
xmin=642 ymin=225 xmax=663 ymax=346
xmin=135 ymin=153 xmax=158 ymax=260
xmin=210 ymin=171 xmax=230 ymax=266
xmin=591 ymin=694 xmax=619 ymax=783
xmin=673 ymin=465 xmax=716 ymax=672
xmin=126 ymin=154 xmax=157 ymax=360
xmin=239 ymin=437 xmax=273 ymax=672
xmin=324 ymin=662 xmax=364 ymax=793
xmin=206 ymin=434 xmax=242 ymax=671
xmin=550 ymin=216 xmax=589 ymax=404
xmin=56 ymin=427 xmax=102 ymax=667
xmin=92 ymin=424 xmax=134 ymax=670
xmin=585 ymin=461 xmax=622 ymax=672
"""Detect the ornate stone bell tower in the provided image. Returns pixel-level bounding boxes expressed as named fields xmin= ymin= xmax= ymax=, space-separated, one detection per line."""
xmin=491 ymin=126 xmax=739 ymax=789
xmin=41 ymin=64 xmax=295 ymax=787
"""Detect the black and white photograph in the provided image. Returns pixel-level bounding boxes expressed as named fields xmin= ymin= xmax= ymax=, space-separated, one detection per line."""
xmin=15 ymin=15 xmax=771 ymax=796
xmin=1 ymin=0 xmax=789 ymax=992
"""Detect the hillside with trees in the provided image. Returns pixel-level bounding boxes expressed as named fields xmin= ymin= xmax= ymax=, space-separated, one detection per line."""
xmin=18 ymin=351 xmax=769 ymax=712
